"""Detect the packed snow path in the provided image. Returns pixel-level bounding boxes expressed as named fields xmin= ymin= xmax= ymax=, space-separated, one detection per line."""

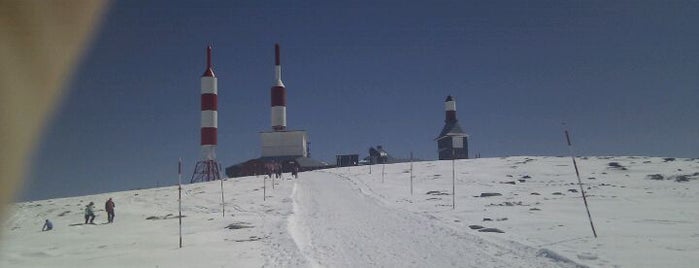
xmin=287 ymin=171 xmax=567 ymax=268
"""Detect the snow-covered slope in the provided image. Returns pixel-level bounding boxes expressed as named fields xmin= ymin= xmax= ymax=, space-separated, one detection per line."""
xmin=2 ymin=156 xmax=698 ymax=267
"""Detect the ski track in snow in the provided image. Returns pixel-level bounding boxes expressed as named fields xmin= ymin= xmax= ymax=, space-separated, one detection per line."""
xmin=287 ymin=171 xmax=572 ymax=268
xmin=288 ymin=181 xmax=321 ymax=268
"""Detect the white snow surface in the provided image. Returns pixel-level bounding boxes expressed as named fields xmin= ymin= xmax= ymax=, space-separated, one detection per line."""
xmin=2 ymin=156 xmax=699 ymax=267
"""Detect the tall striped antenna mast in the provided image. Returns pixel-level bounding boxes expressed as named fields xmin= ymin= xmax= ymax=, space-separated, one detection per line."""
xmin=191 ymin=45 xmax=222 ymax=183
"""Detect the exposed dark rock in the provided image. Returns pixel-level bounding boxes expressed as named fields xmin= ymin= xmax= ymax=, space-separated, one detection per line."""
xmin=468 ymin=225 xmax=484 ymax=230
xmin=483 ymin=218 xmax=493 ymax=221
xmin=530 ymin=208 xmax=541 ymax=211
xmin=568 ymin=189 xmax=578 ymax=193
xmin=518 ymin=179 xmax=526 ymax=183
xmin=426 ymin=190 xmax=449 ymax=196
xmin=663 ymin=157 xmax=676 ymax=162
xmin=674 ymin=175 xmax=690 ymax=182
xmin=522 ymin=175 xmax=532 ymax=179
xmin=500 ymin=181 xmax=516 ymax=185
xmin=478 ymin=227 xmax=505 ymax=233
xmin=226 ymin=222 xmax=254 ymax=230
xmin=587 ymin=177 xmax=596 ymax=180
xmin=552 ymin=192 xmax=564 ymax=195
xmin=480 ymin=192 xmax=502 ymax=197
xmin=607 ymin=162 xmax=627 ymax=170
xmin=531 ymin=192 xmax=540 ymax=195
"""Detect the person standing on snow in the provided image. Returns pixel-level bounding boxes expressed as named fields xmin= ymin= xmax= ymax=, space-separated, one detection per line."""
xmin=84 ymin=202 xmax=96 ymax=224
xmin=42 ymin=219 xmax=53 ymax=231
xmin=105 ymin=198 xmax=115 ymax=223
xmin=292 ymin=166 xmax=299 ymax=179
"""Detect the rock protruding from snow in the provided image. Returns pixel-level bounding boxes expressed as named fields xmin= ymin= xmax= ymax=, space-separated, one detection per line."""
xmin=647 ymin=174 xmax=664 ymax=180
xmin=225 ymin=222 xmax=254 ymax=230
xmin=425 ymin=190 xmax=450 ymax=195
xmin=478 ymin=227 xmax=505 ymax=233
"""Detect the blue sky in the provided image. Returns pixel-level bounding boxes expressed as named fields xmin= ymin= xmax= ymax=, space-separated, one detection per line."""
xmin=22 ymin=0 xmax=699 ymax=200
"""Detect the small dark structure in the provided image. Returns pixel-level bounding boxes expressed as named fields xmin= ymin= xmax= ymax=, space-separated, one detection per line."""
xmin=436 ymin=96 xmax=468 ymax=160
xmin=336 ymin=154 xmax=359 ymax=167
xmin=365 ymin=146 xmax=391 ymax=164
xmin=361 ymin=145 xmax=409 ymax=164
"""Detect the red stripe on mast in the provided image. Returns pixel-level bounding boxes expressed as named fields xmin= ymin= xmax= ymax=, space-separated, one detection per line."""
xmin=271 ymin=87 xmax=286 ymax=106
xmin=201 ymin=128 xmax=217 ymax=145
xmin=201 ymin=94 xmax=218 ymax=110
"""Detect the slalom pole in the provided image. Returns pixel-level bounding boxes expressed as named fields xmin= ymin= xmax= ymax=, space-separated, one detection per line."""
xmin=263 ymin=176 xmax=266 ymax=201
xmin=382 ymin=163 xmax=385 ymax=183
xmin=452 ymin=149 xmax=455 ymax=210
xmin=410 ymin=152 xmax=414 ymax=196
xmin=220 ymin=163 xmax=225 ymax=218
xmin=178 ymin=158 xmax=183 ymax=248
xmin=564 ymin=126 xmax=598 ymax=238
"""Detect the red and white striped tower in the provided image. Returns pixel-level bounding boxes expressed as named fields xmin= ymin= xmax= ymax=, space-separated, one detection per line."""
xmin=191 ymin=45 xmax=222 ymax=183
xmin=445 ymin=95 xmax=457 ymax=123
xmin=271 ymin=43 xmax=286 ymax=131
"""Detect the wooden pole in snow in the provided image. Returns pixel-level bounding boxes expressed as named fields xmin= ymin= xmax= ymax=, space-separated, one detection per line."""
xmin=220 ymin=163 xmax=225 ymax=218
xmin=263 ymin=176 xmax=267 ymax=201
xmin=382 ymin=163 xmax=385 ymax=183
xmin=410 ymin=152 xmax=414 ymax=195
xmin=564 ymin=127 xmax=598 ymax=238
xmin=178 ymin=158 xmax=183 ymax=248
xmin=452 ymin=149 xmax=455 ymax=210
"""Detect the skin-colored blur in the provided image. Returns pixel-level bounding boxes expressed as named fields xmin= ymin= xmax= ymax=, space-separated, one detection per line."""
xmin=0 ymin=0 xmax=108 ymax=235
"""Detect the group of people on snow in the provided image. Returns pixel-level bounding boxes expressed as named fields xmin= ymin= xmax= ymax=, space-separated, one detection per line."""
xmin=264 ymin=162 xmax=300 ymax=179
xmin=83 ymin=198 xmax=115 ymax=224
xmin=42 ymin=198 xmax=116 ymax=231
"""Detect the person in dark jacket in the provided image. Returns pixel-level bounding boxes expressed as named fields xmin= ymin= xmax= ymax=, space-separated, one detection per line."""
xmin=42 ymin=219 xmax=53 ymax=231
xmin=105 ymin=198 xmax=115 ymax=223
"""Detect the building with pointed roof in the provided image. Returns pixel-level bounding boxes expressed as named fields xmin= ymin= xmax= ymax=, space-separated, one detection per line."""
xmin=435 ymin=96 xmax=469 ymax=160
